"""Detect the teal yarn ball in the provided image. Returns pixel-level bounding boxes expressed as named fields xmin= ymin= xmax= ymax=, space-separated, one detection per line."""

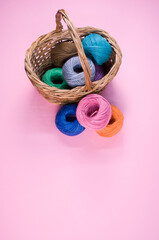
xmin=82 ymin=34 xmax=112 ymax=65
xmin=42 ymin=68 xmax=69 ymax=89
xmin=55 ymin=104 xmax=85 ymax=136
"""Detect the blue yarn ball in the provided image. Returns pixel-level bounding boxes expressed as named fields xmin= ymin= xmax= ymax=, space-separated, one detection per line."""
xmin=82 ymin=33 xmax=112 ymax=65
xmin=62 ymin=56 xmax=95 ymax=88
xmin=55 ymin=104 xmax=85 ymax=136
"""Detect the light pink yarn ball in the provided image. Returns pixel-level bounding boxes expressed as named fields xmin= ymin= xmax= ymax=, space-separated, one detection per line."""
xmin=76 ymin=94 xmax=112 ymax=130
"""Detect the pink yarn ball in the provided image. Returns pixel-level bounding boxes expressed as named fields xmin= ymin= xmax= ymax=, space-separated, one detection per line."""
xmin=76 ymin=94 xmax=112 ymax=130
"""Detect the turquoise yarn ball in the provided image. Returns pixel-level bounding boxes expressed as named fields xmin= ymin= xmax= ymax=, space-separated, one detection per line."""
xmin=82 ymin=34 xmax=112 ymax=65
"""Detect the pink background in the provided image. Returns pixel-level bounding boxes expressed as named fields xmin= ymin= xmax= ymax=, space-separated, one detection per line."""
xmin=1 ymin=0 xmax=159 ymax=239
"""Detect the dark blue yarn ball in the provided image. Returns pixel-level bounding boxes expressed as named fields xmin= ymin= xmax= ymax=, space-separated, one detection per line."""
xmin=55 ymin=104 xmax=85 ymax=136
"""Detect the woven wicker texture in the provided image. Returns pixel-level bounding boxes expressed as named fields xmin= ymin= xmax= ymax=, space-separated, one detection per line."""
xmin=25 ymin=9 xmax=122 ymax=104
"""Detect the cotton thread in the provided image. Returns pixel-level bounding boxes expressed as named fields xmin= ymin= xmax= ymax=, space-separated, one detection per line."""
xmin=51 ymin=41 xmax=78 ymax=67
xmin=97 ymin=105 xmax=124 ymax=137
xmin=76 ymin=94 xmax=112 ymax=130
xmin=93 ymin=50 xmax=116 ymax=81
xmin=55 ymin=104 xmax=85 ymax=136
xmin=42 ymin=68 xmax=69 ymax=89
xmin=62 ymin=56 xmax=95 ymax=88
xmin=82 ymin=34 xmax=112 ymax=65
xmin=94 ymin=65 xmax=106 ymax=81
xmin=103 ymin=50 xmax=116 ymax=74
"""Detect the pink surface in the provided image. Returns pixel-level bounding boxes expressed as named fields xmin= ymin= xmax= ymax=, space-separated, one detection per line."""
xmin=0 ymin=0 xmax=159 ymax=239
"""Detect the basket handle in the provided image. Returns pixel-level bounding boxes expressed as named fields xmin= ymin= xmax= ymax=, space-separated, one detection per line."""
xmin=55 ymin=9 xmax=93 ymax=90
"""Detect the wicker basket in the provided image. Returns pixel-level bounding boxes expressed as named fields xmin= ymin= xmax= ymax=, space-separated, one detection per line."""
xmin=25 ymin=9 xmax=122 ymax=104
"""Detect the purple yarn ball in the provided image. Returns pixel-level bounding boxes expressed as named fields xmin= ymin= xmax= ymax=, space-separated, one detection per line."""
xmin=93 ymin=65 xmax=105 ymax=81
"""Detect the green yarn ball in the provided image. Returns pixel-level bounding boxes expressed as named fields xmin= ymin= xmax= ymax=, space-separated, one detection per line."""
xmin=42 ymin=68 xmax=69 ymax=89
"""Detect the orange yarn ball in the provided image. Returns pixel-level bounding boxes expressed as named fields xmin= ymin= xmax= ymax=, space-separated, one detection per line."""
xmin=97 ymin=105 xmax=124 ymax=137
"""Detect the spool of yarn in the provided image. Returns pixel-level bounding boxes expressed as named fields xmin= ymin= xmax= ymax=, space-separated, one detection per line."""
xmin=93 ymin=50 xmax=116 ymax=81
xmin=103 ymin=50 xmax=116 ymax=74
xmin=51 ymin=41 xmax=78 ymax=67
xmin=42 ymin=68 xmax=69 ymax=89
xmin=97 ymin=105 xmax=124 ymax=137
xmin=62 ymin=56 xmax=95 ymax=88
xmin=76 ymin=94 xmax=112 ymax=130
xmin=94 ymin=65 xmax=106 ymax=81
xmin=82 ymin=33 xmax=112 ymax=65
xmin=55 ymin=104 xmax=85 ymax=136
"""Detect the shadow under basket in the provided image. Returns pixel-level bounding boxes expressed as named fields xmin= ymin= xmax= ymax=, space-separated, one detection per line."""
xmin=25 ymin=9 xmax=122 ymax=105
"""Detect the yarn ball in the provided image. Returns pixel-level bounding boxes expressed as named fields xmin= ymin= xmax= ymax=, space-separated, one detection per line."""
xmin=55 ymin=104 xmax=85 ymax=136
xmin=93 ymin=50 xmax=116 ymax=81
xmin=76 ymin=94 xmax=112 ymax=131
xmin=103 ymin=50 xmax=116 ymax=74
xmin=97 ymin=105 xmax=124 ymax=137
xmin=42 ymin=68 xmax=69 ymax=89
xmin=82 ymin=34 xmax=112 ymax=65
xmin=62 ymin=56 xmax=95 ymax=88
xmin=51 ymin=41 xmax=78 ymax=67
xmin=94 ymin=65 xmax=106 ymax=81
